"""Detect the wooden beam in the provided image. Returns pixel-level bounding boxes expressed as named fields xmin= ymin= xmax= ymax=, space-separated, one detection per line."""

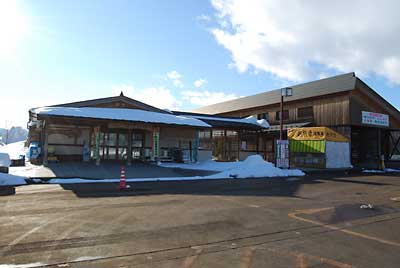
xmin=127 ymin=129 xmax=132 ymax=165
xmin=42 ymin=121 xmax=49 ymax=166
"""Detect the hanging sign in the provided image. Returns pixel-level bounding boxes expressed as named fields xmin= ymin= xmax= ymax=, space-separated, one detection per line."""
xmin=362 ymin=111 xmax=389 ymax=127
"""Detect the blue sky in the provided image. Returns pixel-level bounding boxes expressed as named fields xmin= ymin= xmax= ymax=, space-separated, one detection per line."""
xmin=1 ymin=0 xmax=399 ymax=128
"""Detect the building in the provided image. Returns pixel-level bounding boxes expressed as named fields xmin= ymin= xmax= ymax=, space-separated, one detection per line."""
xmin=27 ymin=92 xmax=267 ymax=165
xmin=192 ymin=73 xmax=400 ymax=168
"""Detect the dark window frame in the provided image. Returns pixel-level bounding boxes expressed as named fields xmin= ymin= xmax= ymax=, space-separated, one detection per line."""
xmin=275 ymin=110 xmax=289 ymax=121
xmin=297 ymin=106 xmax=314 ymax=119
xmin=257 ymin=113 xmax=269 ymax=120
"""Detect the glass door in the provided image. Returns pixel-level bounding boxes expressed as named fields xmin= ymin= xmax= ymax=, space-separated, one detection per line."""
xmin=132 ymin=131 xmax=144 ymax=160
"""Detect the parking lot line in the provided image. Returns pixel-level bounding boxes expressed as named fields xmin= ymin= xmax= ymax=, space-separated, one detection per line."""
xmin=288 ymin=207 xmax=400 ymax=247
xmin=240 ymin=247 xmax=254 ymax=268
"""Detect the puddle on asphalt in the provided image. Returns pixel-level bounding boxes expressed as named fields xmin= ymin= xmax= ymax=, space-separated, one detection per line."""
xmin=312 ymin=203 xmax=398 ymax=224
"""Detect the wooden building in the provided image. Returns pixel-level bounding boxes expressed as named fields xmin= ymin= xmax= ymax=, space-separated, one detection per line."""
xmin=192 ymin=73 xmax=400 ymax=168
xmin=27 ymin=93 xmax=267 ymax=165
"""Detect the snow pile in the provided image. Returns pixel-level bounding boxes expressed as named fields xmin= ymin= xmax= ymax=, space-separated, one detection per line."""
xmin=0 ymin=141 xmax=27 ymax=160
xmin=0 ymin=153 xmax=11 ymax=167
xmin=0 ymin=173 xmax=26 ymax=186
xmin=162 ymin=155 xmax=304 ymax=178
xmin=32 ymin=107 xmax=211 ymax=128
xmin=182 ymin=114 xmax=269 ymax=129
xmin=245 ymin=115 xmax=270 ymax=128
xmin=0 ymin=263 xmax=45 ymax=268
xmin=363 ymin=168 xmax=400 ymax=173
xmin=207 ymin=155 xmax=304 ymax=178
xmin=256 ymin=118 xmax=269 ymax=128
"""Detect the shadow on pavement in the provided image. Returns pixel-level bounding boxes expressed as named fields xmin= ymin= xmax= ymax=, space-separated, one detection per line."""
xmin=56 ymin=171 xmax=399 ymax=198
xmin=60 ymin=176 xmax=324 ymax=198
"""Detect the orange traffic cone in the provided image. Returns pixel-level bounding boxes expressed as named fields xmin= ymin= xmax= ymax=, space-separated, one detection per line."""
xmin=119 ymin=165 xmax=126 ymax=190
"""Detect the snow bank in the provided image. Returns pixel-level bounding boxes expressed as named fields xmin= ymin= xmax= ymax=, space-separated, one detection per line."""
xmin=32 ymin=107 xmax=211 ymax=128
xmin=162 ymin=155 xmax=304 ymax=178
xmin=0 ymin=263 xmax=46 ymax=268
xmin=363 ymin=168 xmax=400 ymax=173
xmin=0 ymin=141 xmax=27 ymax=160
xmin=206 ymin=155 xmax=304 ymax=178
xmin=0 ymin=173 xmax=27 ymax=186
xmin=0 ymin=153 xmax=11 ymax=167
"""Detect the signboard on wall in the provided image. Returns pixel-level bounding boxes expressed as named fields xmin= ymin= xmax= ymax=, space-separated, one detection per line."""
xmin=362 ymin=111 xmax=389 ymax=127
xmin=276 ymin=140 xmax=289 ymax=169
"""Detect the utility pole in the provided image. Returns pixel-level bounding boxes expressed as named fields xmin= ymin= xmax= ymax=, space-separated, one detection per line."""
xmin=277 ymin=88 xmax=293 ymax=169
xmin=279 ymin=87 xmax=293 ymax=140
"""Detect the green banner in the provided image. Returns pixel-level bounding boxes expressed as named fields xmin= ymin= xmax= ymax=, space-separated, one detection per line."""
xmin=290 ymin=140 xmax=325 ymax=153
xmin=153 ymin=131 xmax=160 ymax=158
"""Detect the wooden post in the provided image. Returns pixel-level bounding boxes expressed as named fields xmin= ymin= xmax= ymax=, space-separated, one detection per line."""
xmin=127 ymin=128 xmax=132 ymax=166
xmin=377 ymin=128 xmax=382 ymax=169
xmin=224 ymin=130 xmax=227 ymax=161
xmin=210 ymin=129 xmax=213 ymax=152
xmin=42 ymin=120 xmax=49 ymax=166
xmin=94 ymin=126 xmax=101 ymax=166
xmin=256 ymin=131 xmax=259 ymax=154
xmin=280 ymin=95 xmax=284 ymax=140
xmin=237 ymin=130 xmax=240 ymax=161
xmin=189 ymin=140 xmax=192 ymax=162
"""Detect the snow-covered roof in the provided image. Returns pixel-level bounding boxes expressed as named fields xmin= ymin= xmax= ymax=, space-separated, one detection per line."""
xmin=182 ymin=114 xmax=270 ymax=129
xmin=32 ymin=107 xmax=211 ymax=128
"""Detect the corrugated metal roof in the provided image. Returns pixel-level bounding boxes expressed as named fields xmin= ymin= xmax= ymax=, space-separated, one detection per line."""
xmin=191 ymin=73 xmax=357 ymax=115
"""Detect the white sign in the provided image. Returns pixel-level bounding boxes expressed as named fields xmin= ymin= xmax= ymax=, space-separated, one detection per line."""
xmin=276 ymin=140 xmax=289 ymax=169
xmin=241 ymin=141 xmax=247 ymax=150
xmin=362 ymin=111 xmax=389 ymax=127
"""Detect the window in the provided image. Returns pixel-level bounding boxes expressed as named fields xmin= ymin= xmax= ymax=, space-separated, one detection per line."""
xmin=275 ymin=110 xmax=289 ymax=120
xmin=298 ymin=106 xmax=314 ymax=118
xmin=257 ymin=113 xmax=269 ymax=120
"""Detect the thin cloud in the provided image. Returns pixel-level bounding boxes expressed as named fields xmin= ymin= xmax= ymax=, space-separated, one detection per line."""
xmin=112 ymin=85 xmax=182 ymax=110
xmin=167 ymin=70 xmax=184 ymax=88
xmin=194 ymin=78 xmax=207 ymax=88
xmin=211 ymin=0 xmax=400 ymax=84
xmin=182 ymin=90 xmax=237 ymax=106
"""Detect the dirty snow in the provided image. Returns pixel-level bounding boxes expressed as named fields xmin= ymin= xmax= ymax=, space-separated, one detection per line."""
xmin=32 ymin=107 xmax=211 ymax=128
xmin=161 ymin=155 xmax=304 ymax=177
xmin=0 ymin=141 xmax=27 ymax=160
xmin=362 ymin=168 xmax=400 ymax=173
xmin=0 ymin=173 xmax=27 ymax=186
xmin=0 ymin=263 xmax=45 ymax=268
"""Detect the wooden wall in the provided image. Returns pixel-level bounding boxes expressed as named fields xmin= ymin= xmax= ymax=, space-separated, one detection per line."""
xmin=219 ymin=92 xmax=351 ymax=127
xmin=350 ymin=86 xmax=400 ymax=128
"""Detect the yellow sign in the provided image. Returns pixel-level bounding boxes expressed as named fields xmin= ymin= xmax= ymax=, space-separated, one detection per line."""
xmin=287 ymin=127 xmax=349 ymax=142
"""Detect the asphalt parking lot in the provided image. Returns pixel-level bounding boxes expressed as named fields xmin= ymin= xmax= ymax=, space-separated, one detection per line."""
xmin=1 ymin=172 xmax=400 ymax=267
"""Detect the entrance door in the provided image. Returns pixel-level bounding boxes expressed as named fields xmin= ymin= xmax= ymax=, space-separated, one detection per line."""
xmin=98 ymin=129 xmax=128 ymax=161
xmin=132 ymin=131 xmax=144 ymax=160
